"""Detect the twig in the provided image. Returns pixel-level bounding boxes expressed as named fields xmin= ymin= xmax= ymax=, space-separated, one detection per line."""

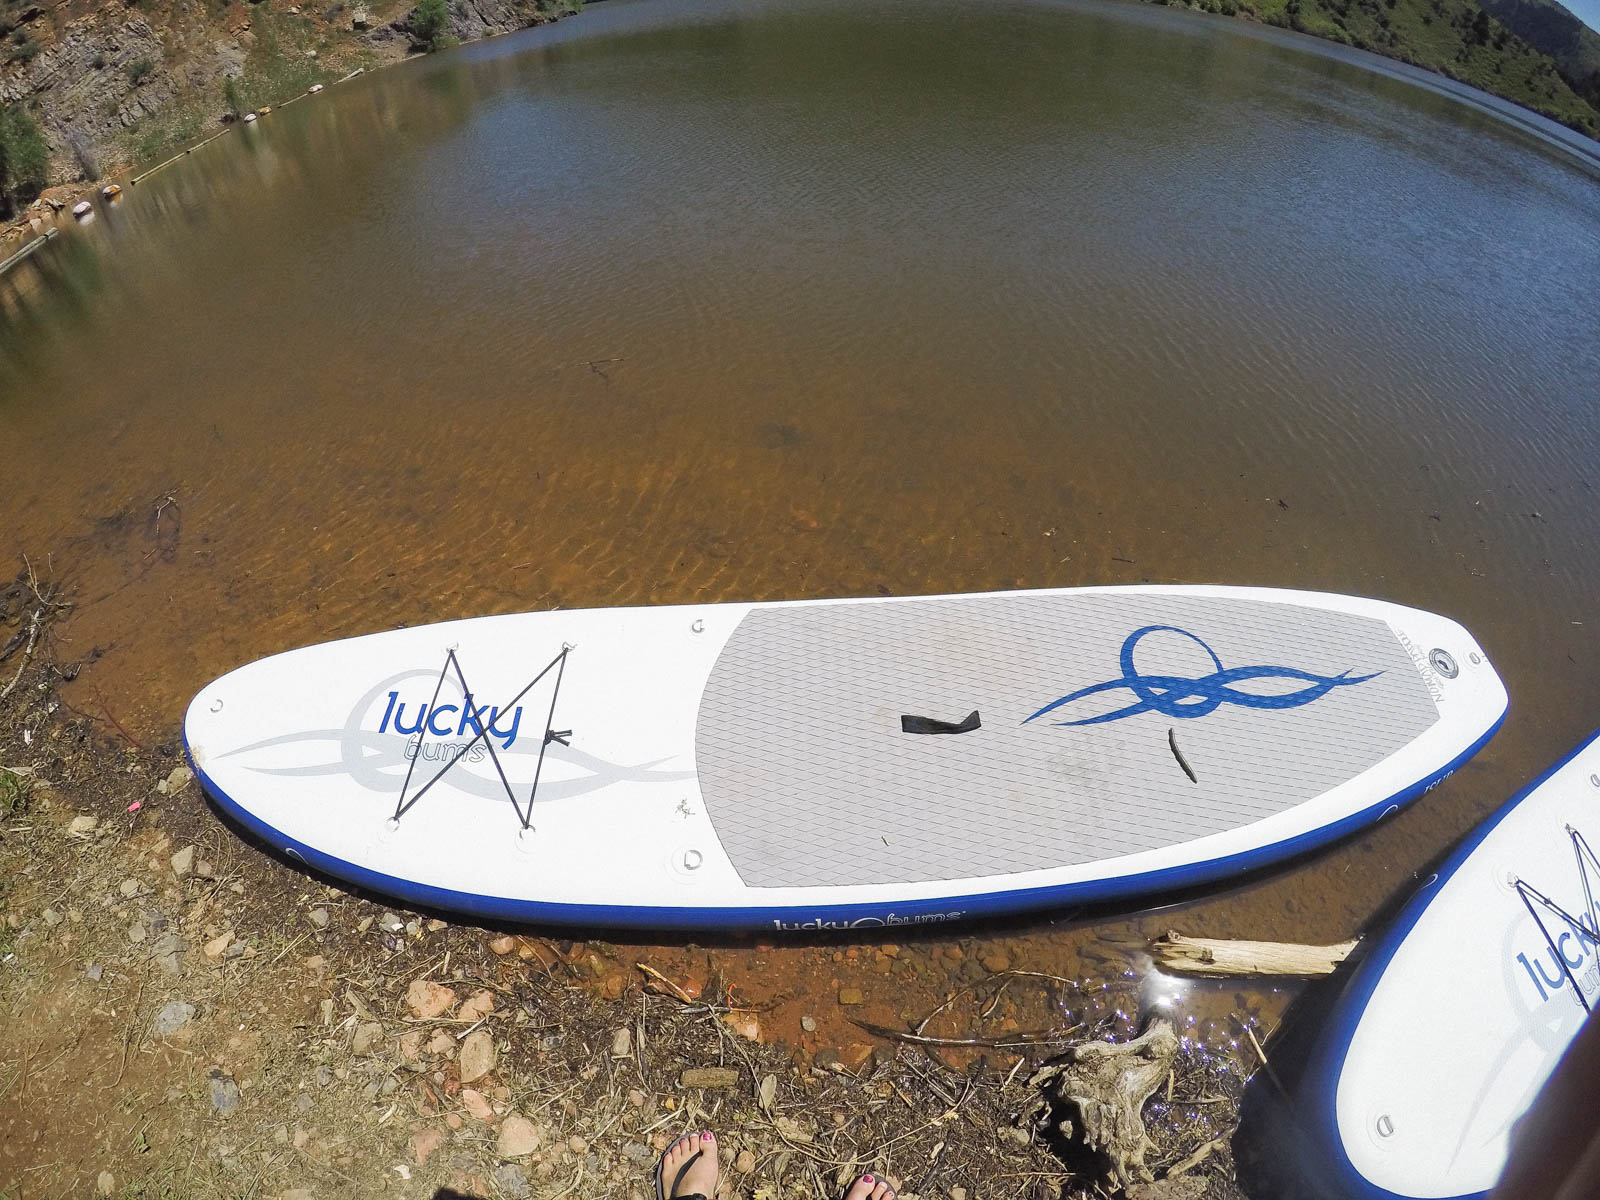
xmin=1167 ymin=1131 xmax=1231 ymax=1177
xmin=0 ymin=610 xmax=40 ymax=702
xmin=851 ymin=1018 xmax=1081 ymax=1050
xmin=635 ymin=962 xmax=695 ymax=1003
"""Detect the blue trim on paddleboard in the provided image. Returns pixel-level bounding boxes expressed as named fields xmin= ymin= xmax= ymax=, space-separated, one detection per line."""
xmin=183 ymin=703 xmax=1506 ymax=933
xmin=1298 ymin=727 xmax=1600 ymax=1200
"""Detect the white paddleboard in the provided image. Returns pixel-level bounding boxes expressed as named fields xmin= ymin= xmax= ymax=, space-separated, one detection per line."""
xmin=1304 ymin=731 xmax=1600 ymax=1199
xmin=182 ymin=585 xmax=1506 ymax=930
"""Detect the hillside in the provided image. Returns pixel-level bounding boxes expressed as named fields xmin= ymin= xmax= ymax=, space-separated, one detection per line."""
xmin=0 ymin=0 xmax=581 ymax=207
xmin=1157 ymin=0 xmax=1600 ymax=135
xmin=1477 ymin=0 xmax=1600 ymax=108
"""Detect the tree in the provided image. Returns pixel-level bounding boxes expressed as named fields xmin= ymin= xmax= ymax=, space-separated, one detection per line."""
xmin=412 ymin=0 xmax=452 ymax=51
xmin=0 ymin=103 xmax=50 ymax=215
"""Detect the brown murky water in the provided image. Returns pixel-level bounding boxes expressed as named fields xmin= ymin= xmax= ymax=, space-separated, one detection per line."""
xmin=3 ymin=0 xmax=1598 ymax=1071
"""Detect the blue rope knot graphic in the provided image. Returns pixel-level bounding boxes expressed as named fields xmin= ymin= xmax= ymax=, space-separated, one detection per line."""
xmin=1025 ymin=625 xmax=1380 ymax=727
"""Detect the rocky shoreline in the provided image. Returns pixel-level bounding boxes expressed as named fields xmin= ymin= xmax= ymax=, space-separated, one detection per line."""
xmin=0 ymin=570 xmax=1250 ymax=1199
xmin=0 ymin=0 xmax=586 ymax=244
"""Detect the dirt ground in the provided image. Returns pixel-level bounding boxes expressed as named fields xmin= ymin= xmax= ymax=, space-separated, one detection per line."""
xmin=0 ymin=569 xmax=1250 ymax=1200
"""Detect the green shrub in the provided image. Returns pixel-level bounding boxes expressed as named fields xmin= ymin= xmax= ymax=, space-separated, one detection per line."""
xmin=126 ymin=54 xmax=154 ymax=84
xmin=222 ymin=75 xmax=243 ymax=117
xmin=412 ymin=0 xmax=451 ymax=50
xmin=0 ymin=103 xmax=49 ymax=216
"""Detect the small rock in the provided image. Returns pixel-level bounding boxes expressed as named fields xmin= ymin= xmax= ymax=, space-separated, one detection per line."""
xmin=195 ymin=860 xmax=215 ymax=878
xmin=293 ymin=1128 xmax=310 ymax=1148
xmin=170 ymin=845 xmax=196 ymax=879
xmin=308 ymin=908 xmax=329 ymax=928
xmin=489 ymin=935 xmax=517 ymax=954
xmin=350 ymin=7 xmax=371 ymax=29
xmin=412 ymin=1126 xmax=444 ymax=1165
xmin=758 ymin=1073 xmax=777 ymax=1110
xmin=735 ymin=1149 xmax=756 ymax=1174
xmin=314 ymin=1065 xmax=333 ymax=1087
xmin=457 ymin=989 xmax=495 ymax=1022
xmin=68 ymin=815 xmax=98 ymax=837
xmin=97 ymin=1171 xmax=114 ymax=1195
xmin=721 ymin=1011 xmax=762 ymax=1041
xmin=427 ymin=918 xmax=447 ymax=931
xmin=42 ymin=908 xmax=63 ymax=927
xmin=491 ymin=1163 xmax=530 ymax=1199
xmin=165 ymin=766 xmax=193 ymax=792
xmin=152 ymin=1000 xmax=196 ymax=1037
xmin=203 ymin=931 xmax=233 ymax=961
xmin=127 ymin=921 xmax=147 ymax=944
xmin=352 ymin=1022 xmax=384 ymax=1055
xmin=628 ymin=1088 xmax=647 ymax=1108
xmin=279 ymin=1190 xmax=314 ymax=1200
xmin=119 ymin=878 xmax=141 ymax=898
xmin=379 ymin=912 xmax=405 ymax=934
xmin=399 ymin=1030 xmax=425 ymax=1061
xmin=497 ymin=1113 xmax=543 ymax=1157
xmin=356 ymin=915 xmax=373 ymax=932
xmin=294 ymin=1094 xmax=313 ymax=1112
xmin=86 ymin=963 xmax=104 ymax=981
xmin=406 ymin=979 xmax=456 ymax=1019
xmin=611 ymin=1027 xmax=632 ymax=1058
xmin=801 ymin=1015 xmax=817 ymax=1033
xmin=445 ymin=1112 xmax=462 ymax=1130
xmin=459 ymin=1029 xmax=497 ymax=1083
xmin=426 ymin=1030 xmax=455 ymax=1055
xmin=951 ymin=1189 xmax=967 ymax=1200
xmin=980 ymin=950 xmax=1011 ymax=974
xmin=837 ymin=987 xmax=864 ymax=1006
xmin=679 ymin=1067 xmax=740 ymax=1089
xmin=460 ymin=1088 xmax=493 ymax=1121
xmin=405 ymin=919 xmax=421 ymax=936
xmin=209 ymin=1071 xmax=242 ymax=1117
xmin=151 ymin=933 xmax=185 ymax=976
xmin=568 ymin=1134 xmax=588 ymax=1154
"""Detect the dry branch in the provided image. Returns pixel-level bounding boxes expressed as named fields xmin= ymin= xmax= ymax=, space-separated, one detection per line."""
xmin=1148 ymin=931 xmax=1357 ymax=978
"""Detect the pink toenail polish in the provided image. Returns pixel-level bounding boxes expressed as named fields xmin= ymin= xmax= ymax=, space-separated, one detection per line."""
xmin=702 ymin=1132 xmax=712 ymax=1140
xmin=862 ymin=1175 xmax=873 ymax=1183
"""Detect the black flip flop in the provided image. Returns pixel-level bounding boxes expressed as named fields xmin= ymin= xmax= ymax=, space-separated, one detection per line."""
xmin=655 ymin=1132 xmax=712 ymax=1200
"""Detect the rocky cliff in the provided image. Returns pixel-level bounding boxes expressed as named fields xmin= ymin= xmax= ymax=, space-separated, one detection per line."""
xmin=0 ymin=0 xmax=580 ymax=189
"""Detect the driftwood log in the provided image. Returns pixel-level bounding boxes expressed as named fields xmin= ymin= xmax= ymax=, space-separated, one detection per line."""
xmin=1025 ymin=1017 xmax=1180 ymax=1187
xmin=1148 ymin=931 xmax=1358 ymax=978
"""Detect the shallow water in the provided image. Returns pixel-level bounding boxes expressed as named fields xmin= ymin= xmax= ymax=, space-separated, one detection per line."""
xmin=2 ymin=0 xmax=1598 ymax=1079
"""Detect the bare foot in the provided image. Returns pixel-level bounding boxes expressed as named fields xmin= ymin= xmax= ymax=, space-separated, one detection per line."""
xmin=843 ymin=1170 xmax=900 ymax=1200
xmin=659 ymin=1131 xmax=719 ymax=1199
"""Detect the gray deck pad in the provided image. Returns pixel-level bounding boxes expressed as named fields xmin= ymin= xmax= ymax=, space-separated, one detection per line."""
xmin=694 ymin=593 xmax=1437 ymax=887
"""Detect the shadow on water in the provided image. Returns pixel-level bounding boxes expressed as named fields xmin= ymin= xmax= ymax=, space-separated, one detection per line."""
xmin=1230 ymin=812 xmax=1514 ymax=1200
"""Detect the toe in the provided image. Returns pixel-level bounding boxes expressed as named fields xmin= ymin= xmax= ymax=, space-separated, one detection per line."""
xmin=843 ymin=1174 xmax=877 ymax=1200
xmin=873 ymin=1173 xmax=901 ymax=1200
xmin=661 ymin=1135 xmax=695 ymax=1177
